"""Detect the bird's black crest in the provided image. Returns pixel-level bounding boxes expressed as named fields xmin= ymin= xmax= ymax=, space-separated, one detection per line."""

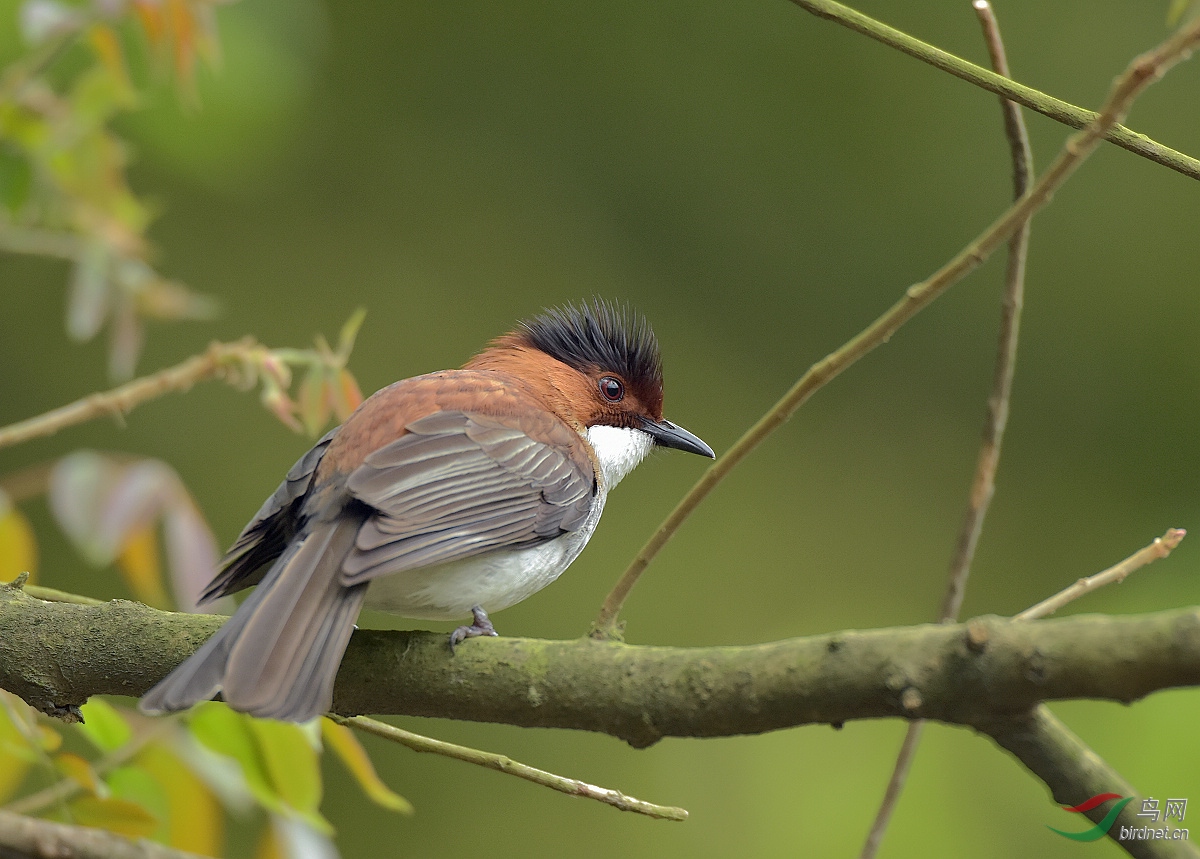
xmin=517 ymin=299 xmax=663 ymax=389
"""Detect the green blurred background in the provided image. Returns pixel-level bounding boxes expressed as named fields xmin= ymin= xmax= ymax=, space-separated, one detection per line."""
xmin=2 ymin=0 xmax=1199 ymax=855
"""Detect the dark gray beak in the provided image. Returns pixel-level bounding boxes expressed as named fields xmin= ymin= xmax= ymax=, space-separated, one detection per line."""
xmin=639 ymin=417 xmax=715 ymax=458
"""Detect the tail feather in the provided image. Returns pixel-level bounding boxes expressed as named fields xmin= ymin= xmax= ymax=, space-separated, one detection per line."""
xmin=140 ymin=515 xmax=366 ymax=722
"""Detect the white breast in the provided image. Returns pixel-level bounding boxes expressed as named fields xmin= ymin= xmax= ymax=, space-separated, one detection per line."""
xmin=362 ymin=426 xmax=653 ymax=620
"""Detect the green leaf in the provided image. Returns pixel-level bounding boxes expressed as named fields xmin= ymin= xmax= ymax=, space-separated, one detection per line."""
xmin=0 ymin=144 xmax=32 ymax=213
xmin=1167 ymin=0 xmax=1194 ymax=25
xmin=78 ymin=699 xmax=132 ymax=752
xmin=188 ymin=702 xmax=281 ymax=813
xmin=106 ymin=764 xmax=170 ymax=840
xmin=0 ymin=697 xmax=35 ymax=801
xmin=336 ymin=307 xmax=367 ymax=361
xmin=321 ymin=719 xmax=412 ymax=814
xmin=248 ymin=719 xmax=330 ymax=833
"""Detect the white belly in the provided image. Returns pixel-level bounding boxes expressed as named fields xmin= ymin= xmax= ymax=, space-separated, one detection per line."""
xmin=361 ymin=424 xmax=651 ymax=620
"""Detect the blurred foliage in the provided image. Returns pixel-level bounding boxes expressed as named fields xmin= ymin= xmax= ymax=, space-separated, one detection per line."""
xmin=1 ymin=0 xmax=1199 ymax=857
xmin=0 ymin=2 xmax=386 ymax=856
xmin=0 ymin=0 xmax=223 ymax=379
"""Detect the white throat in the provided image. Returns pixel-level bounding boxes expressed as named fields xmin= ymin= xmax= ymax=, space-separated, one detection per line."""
xmin=586 ymin=425 xmax=653 ymax=490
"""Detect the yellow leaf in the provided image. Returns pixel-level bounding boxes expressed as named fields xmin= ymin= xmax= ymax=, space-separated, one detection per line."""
xmin=136 ymin=745 xmax=223 ymax=856
xmin=321 ymin=719 xmax=412 ymax=814
xmin=116 ymin=524 xmax=170 ymax=609
xmin=297 ymin=367 xmax=332 ymax=437
xmin=254 ymin=820 xmax=284 ymax=859
xmin=69 ymin=796 xmax=159 ymax=838
xmin=55 ymin=752 xmax=105 ymax=795
xmin=36 ymin=724 xmax=62 ymax=754
xmin=0 ymin=504 xmax=37 ymax=585
xmin=166 ymin=0 xmax=197 ymax=96
xmin=132 ymin=0 xmax=166 ymax=49
xmin=87 ymin=24 xmax=133 ymax=99
xmin=332 ymin=369 xmax=364 ymax=420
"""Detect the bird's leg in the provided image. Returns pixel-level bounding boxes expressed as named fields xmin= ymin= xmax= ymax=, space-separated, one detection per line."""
xmin=449 ymin=605 xmax=498 ymax=651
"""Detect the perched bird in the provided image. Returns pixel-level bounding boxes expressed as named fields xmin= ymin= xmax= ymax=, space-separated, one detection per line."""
xmin=141 ymin=300 xmax=714 ymax=722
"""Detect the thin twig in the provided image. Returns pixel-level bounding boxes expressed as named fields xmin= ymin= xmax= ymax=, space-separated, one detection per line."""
xmin=786 ymin=0 xmax=1200 ymax=182
xmin=0 ymin=226 xmax=84 ymax=260
xmin=21 ymin=585 xmax=105 ymax=606
xmin=1015 ymin=528 xmax=1186 ymax=622
xmin=331 ymin=714 xmax=688 ymax=821
xmin=860 ymin=7 xmax=1033 ymax=855
xmin=0 ymin=808 xmax=205 ymax=859
xmin=939 ymin=0 xmax=1033 ymax=625
xmin=6 ymin=570 xmax=106 ymax=608
xmin=0 ymin=338 xmax=256 ymax=451
xmin=858 ymin=720 xmax=927 ymax=859
xmin=593 ymin=9 xmax=1200 ymax=638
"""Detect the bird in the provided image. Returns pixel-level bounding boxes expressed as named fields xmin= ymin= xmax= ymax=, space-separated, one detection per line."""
xmin=140 ymin=299 xmax=714 ymax=722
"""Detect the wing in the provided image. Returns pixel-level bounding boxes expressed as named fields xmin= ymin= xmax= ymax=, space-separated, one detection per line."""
xmin=199 ymin=428 xmax=338 ymax=603
xmin=340 ymin=410 xmax=593 ymax=584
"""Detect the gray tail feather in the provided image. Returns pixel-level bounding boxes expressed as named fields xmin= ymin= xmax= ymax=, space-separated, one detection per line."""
xmin=140 ymin=517 xmax=367 ymax=722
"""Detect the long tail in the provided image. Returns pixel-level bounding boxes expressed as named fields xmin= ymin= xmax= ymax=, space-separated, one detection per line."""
xmin=140 ymin=516 xmax=367 ymax=722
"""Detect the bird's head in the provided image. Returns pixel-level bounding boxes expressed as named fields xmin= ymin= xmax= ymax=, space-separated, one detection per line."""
xmin=466 ymin=299 xmax=715 ymax=459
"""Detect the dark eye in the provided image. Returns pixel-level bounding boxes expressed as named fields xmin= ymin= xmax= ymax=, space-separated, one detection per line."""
xmin=598 ymin=376 xmax=624 ymax=402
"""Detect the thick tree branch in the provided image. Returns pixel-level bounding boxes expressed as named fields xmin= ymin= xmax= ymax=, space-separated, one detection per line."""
xmin=984 ymin=709 xmax=1195 ymax=859
xmin=1 ymin=583 xmax=1197 ymax=748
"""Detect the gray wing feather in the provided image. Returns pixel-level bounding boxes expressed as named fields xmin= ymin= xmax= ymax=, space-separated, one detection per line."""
xmin=341 ymin=411 xmax=592 ymax=584
xmin=200 ymin=428 xmax=338 ymax=603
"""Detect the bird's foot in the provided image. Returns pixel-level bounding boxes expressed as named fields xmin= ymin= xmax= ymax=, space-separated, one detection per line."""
xmin=449 ymin=605 xmax=498 ymax=652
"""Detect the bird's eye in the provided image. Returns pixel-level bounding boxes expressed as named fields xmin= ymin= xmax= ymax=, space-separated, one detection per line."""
xmin=598 ymin=376 xmax=624 ymax=402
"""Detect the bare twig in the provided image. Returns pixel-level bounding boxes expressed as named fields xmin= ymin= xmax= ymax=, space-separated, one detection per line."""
xmin=785 ymin=0 xmax=1200 ymax=182
xmin=0 ymin=808 xmax=205 ymax=859
xmin=593 ymin=6 xmax=1200 ymax=639
xmin=22 ymin=585 xmax=105 ymax=607
xmin=332 ymin=714 xmax=688 ymax=821
xmin=858 ymin=720 xmax=927 ymax=859
xmin=1015 ymin=529 xmax=1186 ymax=622
xmin=0 ymin=339 xmax=257 ymax=451
xmin=860 ymin=6 xmax=1033 ymax=855
xmin=0 ymin=226 xmax=84 ymax=260
xmin=944 ymin=0 xmax=1032 ymax=641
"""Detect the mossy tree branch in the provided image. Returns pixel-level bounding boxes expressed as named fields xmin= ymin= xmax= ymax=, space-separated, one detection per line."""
xmin=2 ymin=583 xmax=1197 ymax=748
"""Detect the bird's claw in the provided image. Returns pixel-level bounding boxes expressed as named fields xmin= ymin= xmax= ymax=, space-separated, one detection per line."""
xmin=449 ymin=605 xmax=498 ymax=652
